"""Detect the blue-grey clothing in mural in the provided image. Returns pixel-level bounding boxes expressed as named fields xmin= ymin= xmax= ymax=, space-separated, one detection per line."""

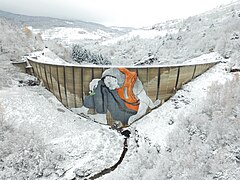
xmin=84 ymin=80 xmax=137 ymax=125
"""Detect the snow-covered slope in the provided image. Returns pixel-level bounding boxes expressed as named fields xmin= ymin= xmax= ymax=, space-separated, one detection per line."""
xmin=0 ymin=16 xmax=74 ymax=62
xmin=28 ymin=47 xmax=71 ymax=65
xmin=0 ymin=10 xmax=133 ymax=46
xmin=0 ymin=10 xmax=133 ymax=33
xmin=101 ymin=29 xmax=176 ymax=45
xmin=30 ymin=26 xmax=116 ymax=45
xmin=84 ymin=1 xmax=240 ymax=66
xmin=0 ymin=17 xmax=43 ymax=60
xmin=2 ymin=1 xmax=239 ymax=66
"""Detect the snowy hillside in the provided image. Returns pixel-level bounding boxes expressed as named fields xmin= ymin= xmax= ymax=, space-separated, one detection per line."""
xmin=84 ymin=1 xmax=240 ymax=66
xmin=0 ymin=10 xmax=133 ymax=32
xmin=0 ymin=10 xmax=133 ymax=46
xmin=2 ymin=1 xmax=239 ymax=66
xmin=30 ymin=26 xmax=117 ymax=45
xmin=0 ymin=16 xmax=75 ymax=63
xmin=0 ymin=17 xmax=43 ymax=60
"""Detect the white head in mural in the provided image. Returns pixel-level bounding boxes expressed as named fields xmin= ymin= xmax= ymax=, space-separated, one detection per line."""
xmin=103 ymin=76 xmax=120 ymax=90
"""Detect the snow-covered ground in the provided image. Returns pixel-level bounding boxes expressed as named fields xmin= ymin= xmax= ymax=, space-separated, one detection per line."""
xmin=101 ymin=29 xmax=177 ymax=45
xmin=27 ymin=47 xmax=72 ymax=65
xmin=30 ymin=26 xmax=118 ymax=45
xmin=21 ymin=17 xmax=131 ymax=48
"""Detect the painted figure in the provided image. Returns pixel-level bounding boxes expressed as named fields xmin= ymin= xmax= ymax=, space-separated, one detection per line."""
xmin=84 ymin=68 xmax=160 ymax=127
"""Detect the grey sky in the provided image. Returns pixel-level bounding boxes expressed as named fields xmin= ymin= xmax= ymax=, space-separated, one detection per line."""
xmin=0 ymin=0 xmax=235 ymax=27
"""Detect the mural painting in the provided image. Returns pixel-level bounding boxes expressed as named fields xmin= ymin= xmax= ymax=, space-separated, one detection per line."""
xmin=84 ymin=68 xmax=160 ymax=127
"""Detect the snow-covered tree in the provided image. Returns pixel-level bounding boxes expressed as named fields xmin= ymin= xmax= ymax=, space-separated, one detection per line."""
xmin=72 ymin=44 xmax=111 ymax=65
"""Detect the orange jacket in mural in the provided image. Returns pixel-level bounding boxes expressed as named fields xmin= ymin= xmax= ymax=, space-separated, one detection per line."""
xmin=116 ymin=68 xmax=140 ymax=112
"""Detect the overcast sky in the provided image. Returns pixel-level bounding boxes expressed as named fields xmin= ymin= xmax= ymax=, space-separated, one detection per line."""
xmin=0 ymin=0 xmax=235 ymax=27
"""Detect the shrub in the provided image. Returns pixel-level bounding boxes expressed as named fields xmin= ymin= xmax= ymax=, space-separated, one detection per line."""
xmin=160 ymin=76 xmax=240 ymax=179
xmin=0 ymin=106 xmax=65 ymax=179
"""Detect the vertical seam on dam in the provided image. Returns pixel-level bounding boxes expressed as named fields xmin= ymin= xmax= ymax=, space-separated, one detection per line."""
xmin=72 ymin=67 xmax=77 ymax=108
xmin=175 ymin=67 xmax=180 ymax=90
xmin=192 ymin=65 xmax=197 ymax=79
xmin=56 ymin=66 xmax=63 ymax=103
xmin=49 ymin=65 xmax=54 ymax=94
xmin=63 ymin=66 xmax=69 ymax=107
xmin=81 ymin=67 xmax=84 ymax=104
xmin=44 ymin=64 xmax=50 ymax=90
xmin=156 ymin=67 xmax=160 ymax=100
